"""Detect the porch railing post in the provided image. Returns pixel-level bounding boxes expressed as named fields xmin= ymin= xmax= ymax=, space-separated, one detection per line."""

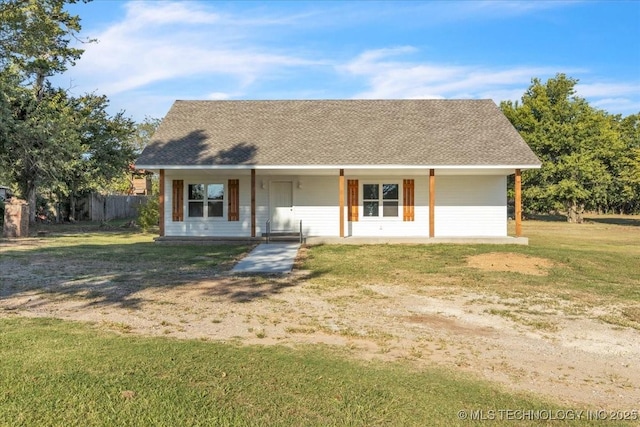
xmin=266 ymin=219 xmax=270 ymax=244
xmin=299 ymin=219 xmax=303 ymax=244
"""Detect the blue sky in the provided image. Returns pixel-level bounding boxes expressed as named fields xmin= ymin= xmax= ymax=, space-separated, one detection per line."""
xmin=56 ymin=0 xmax=640 ymax=122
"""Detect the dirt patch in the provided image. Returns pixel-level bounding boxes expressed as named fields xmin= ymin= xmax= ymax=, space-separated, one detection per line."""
xmin=466 ymin=252 xmax=554 ymax=275
xmin=405 ymin=314 xmax=496 ymax=337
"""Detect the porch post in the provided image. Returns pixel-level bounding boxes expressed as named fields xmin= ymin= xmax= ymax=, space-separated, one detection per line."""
xmin=515 ymin=168 xmax=522 ymax=237
xmin=429 ymin=169 xmax=435 ymax=238
xmin=251 ymin=169 xmax=256 ymax=237
xmin=159 ymin=169 xmax=165 ymax=237
xmin=339 ymin=169 xmax=345 ymax=237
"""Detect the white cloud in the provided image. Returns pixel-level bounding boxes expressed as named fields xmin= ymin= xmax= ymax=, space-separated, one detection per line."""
xmin=64 ymin=2 xmax=316 ymax=99
xmin=339 ymin=47 xmax=640 ymax=115
xmin=206 ymin=92 xmax=232 ymax=100
xmin=121 ymin=2 xmax=221 ymax=27
xmin=469 ymin=0 xmax=580 ymax=15
xmin=341 ymin=48 xmax=559 ymax=101
xmin=576 ymin=82 xmax=640 ymax=98
xmin=591 ymin=98 xmax=640 ymax=114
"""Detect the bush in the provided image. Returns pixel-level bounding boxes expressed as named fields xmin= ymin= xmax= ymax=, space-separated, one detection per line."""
xmin=137 ymin=195 xmax=159 ymax=232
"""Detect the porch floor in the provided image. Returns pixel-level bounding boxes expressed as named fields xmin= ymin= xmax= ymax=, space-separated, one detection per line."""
xmin=305 ymin=236 xmax=529 ymax=245
xmin=155 ymin=236 xmax=529 ymax=245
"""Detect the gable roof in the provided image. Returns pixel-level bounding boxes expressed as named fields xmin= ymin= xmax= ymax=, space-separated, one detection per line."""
xmin=135 ymin=99 xmax=541 ymax=169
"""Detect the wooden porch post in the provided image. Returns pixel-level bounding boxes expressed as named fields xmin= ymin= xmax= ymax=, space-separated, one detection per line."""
xmin=429 ymin=169 xmax=435 ymax=238
xmin=339 ymin=169 xmax=345 ymax=238
xmin=159 ymin=169 xmax=165 ymax=237
xmin=515 ymin=168 xmax=522 ymax=237
xmin=251 ymin=169 xmax=256 ymax=237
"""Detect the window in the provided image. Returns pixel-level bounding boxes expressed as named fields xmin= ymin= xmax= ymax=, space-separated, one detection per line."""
xmin=363 ymin=183 xmax=399 ymax=217
xmin=188 ymin=183 xmax=224 ymax=218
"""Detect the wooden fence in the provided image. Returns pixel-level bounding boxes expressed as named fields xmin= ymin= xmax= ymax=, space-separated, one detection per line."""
xmin=85 ymin=194 xmax=149 ymax=221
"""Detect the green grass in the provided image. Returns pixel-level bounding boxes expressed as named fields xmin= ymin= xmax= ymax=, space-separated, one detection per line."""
xmin=0 ymin=317 xmax=592 ymax=427
xmin=302 ymin=216 xmax=640 ymax=304
xmin=1 ymin=227 xmax=251 ymax=307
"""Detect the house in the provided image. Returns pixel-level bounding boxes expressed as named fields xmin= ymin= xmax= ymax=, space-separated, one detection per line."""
xmin=135 ymin=100 xmax=541 ymax=241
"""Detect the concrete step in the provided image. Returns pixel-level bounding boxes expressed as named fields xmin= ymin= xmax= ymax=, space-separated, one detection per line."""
xmin=262 ymin=232 xmax=304 ymax=243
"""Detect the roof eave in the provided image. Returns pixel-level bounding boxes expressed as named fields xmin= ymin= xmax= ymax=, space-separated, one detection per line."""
xmin=134 ymin=164 xmax=542 ymax=171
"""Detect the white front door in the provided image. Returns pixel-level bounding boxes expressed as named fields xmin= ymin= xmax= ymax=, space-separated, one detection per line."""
xmin=270 ymin=181 xmax=295 ymax=231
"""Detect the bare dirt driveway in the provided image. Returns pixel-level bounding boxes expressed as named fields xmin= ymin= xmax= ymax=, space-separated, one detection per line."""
xmin=1 ymin=238 xmax=639 ymax=412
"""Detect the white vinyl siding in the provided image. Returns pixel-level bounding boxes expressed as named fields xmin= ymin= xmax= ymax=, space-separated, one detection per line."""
xmin=162 ymin=171 xmax=507 ymax=238
xmin=434 ymin=175 xmax=506 ymax=237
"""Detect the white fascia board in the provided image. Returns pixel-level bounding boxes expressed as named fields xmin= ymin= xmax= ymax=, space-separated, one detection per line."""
xmin=135 ymin=164 xmax=542 ymax=171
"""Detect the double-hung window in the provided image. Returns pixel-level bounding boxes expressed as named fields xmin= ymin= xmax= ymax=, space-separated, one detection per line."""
xmin=188 ymin=183 xmax=224 ymax=218
xmin=363 ymin=183 xmax=399 ymax=217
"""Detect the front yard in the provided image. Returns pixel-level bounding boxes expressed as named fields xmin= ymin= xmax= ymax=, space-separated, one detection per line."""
xmin=1 ymin=216 xmax=639 ymax=425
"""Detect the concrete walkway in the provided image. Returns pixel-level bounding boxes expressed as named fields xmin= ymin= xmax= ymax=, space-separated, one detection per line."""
xmin=231 ymin=243 xmax=300 ymax=274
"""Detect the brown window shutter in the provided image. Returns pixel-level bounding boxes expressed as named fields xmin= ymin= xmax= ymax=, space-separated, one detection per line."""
xmin=347 ymin=179 xmax=359 ymax=222
xmin=228 ymin=179 xmax=239 ymax=221
xmin=172 ymin=180 xmax=184 ymax=221
xmin=403 ymin=179 xmax=414 ymax=221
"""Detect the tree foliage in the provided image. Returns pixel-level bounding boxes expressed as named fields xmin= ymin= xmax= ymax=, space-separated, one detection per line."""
xmin=0 ymin=0 xmax=137 ymax=221
xmin=137 ymin=194 xmax=159 ymax=232
xmin=130 ymin=116 xmax=161 ymax=155
xmin=501 ymin=74 xmax=640 ymax=222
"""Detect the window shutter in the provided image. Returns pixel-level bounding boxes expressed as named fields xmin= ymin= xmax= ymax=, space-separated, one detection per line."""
xmin=228 ymin=179 xmax=239 ymax=221
xmin=172 ymin=180 xmax=184 ymax=222
xmin=403 ymin=179 xmax=414 ymax=221
xmin=347 ymin=179 xmax=359 ymax=222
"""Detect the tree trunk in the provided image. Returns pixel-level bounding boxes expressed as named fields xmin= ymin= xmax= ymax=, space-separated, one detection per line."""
xmin=27 ymin=181 xmax=37 ymax=223
xmin=566 ymin=201 xmax=585 ymax=223
xmin=69 ymin=192 xmax=76 ymax=222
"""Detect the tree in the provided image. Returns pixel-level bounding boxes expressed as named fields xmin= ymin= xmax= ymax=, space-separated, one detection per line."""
xmin=61 ymin=94 xmax=137 ymax=219
xmin=0 ymin=0 xmax=138 ymax=222
xmin=130 ymin=116 xmax=161 ymax=155
xmin=501 ymin=74 xmax=624 ymax=222
xmin=98 ymin=116 xmax=161 ymax=196
xmin=0 ymin=0 xmax=89 ymax=221
xmin=0 ymin=0 xmax=86 ymax=98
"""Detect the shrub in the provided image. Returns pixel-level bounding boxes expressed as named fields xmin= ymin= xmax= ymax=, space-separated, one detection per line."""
xmin=137 ymin=195 xmax=159 ymax=232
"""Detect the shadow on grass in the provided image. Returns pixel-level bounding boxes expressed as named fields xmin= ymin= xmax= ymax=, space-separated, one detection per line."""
xmin=0 ymin=239 xmax=320 ymax=310
xmin=585 ymin=217 xmax=640 ymax=227
xmin=525 ymin=214 xmax=567 ymax=222
xmin=525 ymin=213 xmax=640 ymax=227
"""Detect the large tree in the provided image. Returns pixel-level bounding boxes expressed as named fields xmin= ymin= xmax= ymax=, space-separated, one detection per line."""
xmin=1 ymin=0 xmax=137 ymax=221
xmin=60 ymin=94 xmax=137 ymax=219
xmin=0 ymin=0 xmax=86 ymax=220
xmin=501 ymin=74 xmax=631 ymax=222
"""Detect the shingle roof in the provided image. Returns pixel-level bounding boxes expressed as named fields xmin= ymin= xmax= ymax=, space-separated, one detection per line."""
xmin=135 ymin=99 xmax=541 ymax=167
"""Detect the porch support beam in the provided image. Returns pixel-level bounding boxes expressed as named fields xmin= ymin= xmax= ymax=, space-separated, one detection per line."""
xmin=339 ymin=169 xmax=345 ymax=238
xmin=515 ymin=168 xmax=522 ymax=237
xmin=251 ymin=169 xmax=256 ymax=237
xmin=159 ymin=169 xmax=165 ymax=237
xmin=429 ymin=169 xmax=435 ymax=238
